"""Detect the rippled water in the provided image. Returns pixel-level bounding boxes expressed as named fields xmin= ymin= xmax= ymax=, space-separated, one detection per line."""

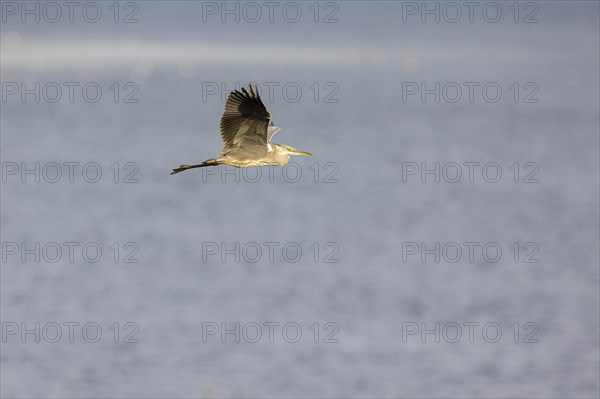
xmin=1 ymin=1 xmax=599 ymax=398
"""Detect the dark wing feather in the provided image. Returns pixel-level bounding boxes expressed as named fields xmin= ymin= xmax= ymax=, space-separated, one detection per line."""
xmin=220 ymin=84 xmax=271 ymax=149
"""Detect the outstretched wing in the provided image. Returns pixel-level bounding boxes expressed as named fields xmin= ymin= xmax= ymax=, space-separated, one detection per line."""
xmin=220 ymin=84 xmax=271 ymax=150
xmin=267 ymin=124 xmax=281 ymax=143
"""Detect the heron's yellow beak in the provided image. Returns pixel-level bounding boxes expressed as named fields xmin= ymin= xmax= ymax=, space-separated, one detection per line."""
xmin=290 ymin=149 xmax=312 ymax=156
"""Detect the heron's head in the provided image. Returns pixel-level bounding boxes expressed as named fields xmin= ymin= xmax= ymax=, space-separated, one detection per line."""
xmin=279 ymin=144 xmax=312 ymax=157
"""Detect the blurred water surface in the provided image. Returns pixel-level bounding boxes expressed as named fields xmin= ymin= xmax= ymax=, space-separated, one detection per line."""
xmin=1 ymin=1 xmax=599 ymax=398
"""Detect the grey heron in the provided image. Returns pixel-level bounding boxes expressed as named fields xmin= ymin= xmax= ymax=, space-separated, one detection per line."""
xmin=171 ymin=84 xmax=312 ymax=175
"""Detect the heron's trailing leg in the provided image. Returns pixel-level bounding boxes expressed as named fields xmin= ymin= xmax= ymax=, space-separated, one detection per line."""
xmin=170 ymin=159 xmax=220 ymax=175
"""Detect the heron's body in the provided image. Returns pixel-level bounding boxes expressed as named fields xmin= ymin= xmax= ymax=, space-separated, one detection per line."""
xmin=171 ymin=84 xmax=311 ymax=175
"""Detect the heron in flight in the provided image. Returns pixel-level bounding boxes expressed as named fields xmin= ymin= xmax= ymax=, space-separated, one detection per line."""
xmin=171 ymin=84 xmax=312 ymax=175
